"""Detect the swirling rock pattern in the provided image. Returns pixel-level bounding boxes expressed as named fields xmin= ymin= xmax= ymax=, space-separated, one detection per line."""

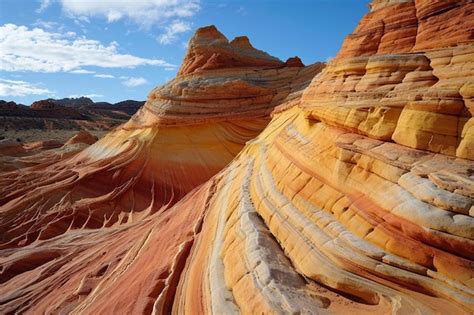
xmin=0 ymin=1 xmax=473 ymax=314
xmin=0 ymin=26 xmax=323 ymax=313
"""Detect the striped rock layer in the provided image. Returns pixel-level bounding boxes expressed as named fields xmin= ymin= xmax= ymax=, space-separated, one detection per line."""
xmin=0 ymin=27 xmax=323 ymax=313
xmin=1 ymin=1 xmax=473 ymax=314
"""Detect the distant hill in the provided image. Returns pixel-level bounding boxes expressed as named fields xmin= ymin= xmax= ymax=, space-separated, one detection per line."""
xmin=46 ymin=97 xmax=95 ymax=108
xmin=90 ymin=100 xmax=145 ymax=115
xmin=0 ymin=98 xmax=144 ymax=119
xmin=0 ymin=98 xmax=145 ymax=133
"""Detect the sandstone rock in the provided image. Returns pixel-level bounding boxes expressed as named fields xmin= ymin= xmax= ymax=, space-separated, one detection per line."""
xmin=0 ymin=2 xmax=472 ymax=314
xmin=178 ymin=25 xmax=284 ymax=75
xmin=65 ymin=130 xmax=98 ymax=146
xmin=303 ymin=0 xmax=474 ymax=160
xmin=22 ymin=140 xmax=63 ymax=151
xmin=30 ymin=99 xmax=61 ymax=110
xmin=0 ymin=25 xmax=324 ymax=313
xmin=0 ymin=139 xmax=25 ymax=156
xmin=285 ymin=56 xmax=305 ymax=67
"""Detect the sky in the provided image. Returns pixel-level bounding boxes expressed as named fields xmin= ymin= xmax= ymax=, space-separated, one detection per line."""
xmin=0 ymin=0 xmax=371 ymax=105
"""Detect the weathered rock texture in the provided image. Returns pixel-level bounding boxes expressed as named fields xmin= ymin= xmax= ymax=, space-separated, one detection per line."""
xmin=0 ymin=1 xmax=473 ymax=314
xmin=0 ymin=131 xmax=97 ymax=173
xmin=0 ymin=26 xmax=323 ymax=313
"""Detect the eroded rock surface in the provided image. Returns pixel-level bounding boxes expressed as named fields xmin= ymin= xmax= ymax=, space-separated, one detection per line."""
xmin=0 ymin=26 xmax=323 ymax=313
xmin=0 ymin=131 xmax=97 ymax=173
xmin=0 ymin=1 xmax=473 ymax=314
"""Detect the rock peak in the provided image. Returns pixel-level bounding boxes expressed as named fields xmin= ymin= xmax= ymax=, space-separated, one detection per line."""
xmin=284 ymin=56 xmax=305 ymax=67
xmin=230 ymin=36 xmax=253 ymax=49
xmin=179 ymin=26 xmax=283 ymax=75
xmin=192 ymin=25 xmax=228 ymax=44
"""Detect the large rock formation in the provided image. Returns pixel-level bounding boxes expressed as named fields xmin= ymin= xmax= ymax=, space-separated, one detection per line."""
xmin=0 ymin=26 xmax=323 ymax=313
xmin=0 ymin=1 xmax=473 ymax=314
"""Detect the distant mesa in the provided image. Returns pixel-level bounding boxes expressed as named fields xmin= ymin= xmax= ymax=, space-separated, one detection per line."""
xmin=31 ymin=99 xmax=63 ymax=110
xmin=48 ymin=96 xmax=95 ymax=108
xmin=0 ymin=97 xmax=145 ymax=128
xmin=91 ymin=100 xmax=146 ymax=115
xmin=0 ymin=100 xmax=22 ymax=110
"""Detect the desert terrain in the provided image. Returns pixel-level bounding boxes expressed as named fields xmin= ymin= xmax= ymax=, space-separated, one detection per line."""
xmin=0 ymin=98 xmax=143 ymax=142
xmin=0 ymin=1 xmax=473 ymax=314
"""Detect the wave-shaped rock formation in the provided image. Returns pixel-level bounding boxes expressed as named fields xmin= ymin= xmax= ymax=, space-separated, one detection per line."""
xmin=0 ymin=1 xmax=473 ymax=314
xmin=0 ymin=25 xmax=323 ymax=313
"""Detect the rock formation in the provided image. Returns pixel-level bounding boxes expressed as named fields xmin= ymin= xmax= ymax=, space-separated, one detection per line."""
xmin=0 ymin=25 xmax=323 ymax=313
xmin=0 ymin=98 xmax=144 ymax=138
xmin=0 ymin=1 xmax=473 ymax=314
xmin=0 ymin=131 xmax=98 ymax=173
xmin=64 ymin=130 xmax=98 ymax=146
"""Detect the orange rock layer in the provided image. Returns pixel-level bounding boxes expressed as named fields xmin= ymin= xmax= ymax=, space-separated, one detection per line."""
xmin=0 ymin=131 xmax=97 ymax=173
xmin=0 ymin=1 xmax=473 ymax=314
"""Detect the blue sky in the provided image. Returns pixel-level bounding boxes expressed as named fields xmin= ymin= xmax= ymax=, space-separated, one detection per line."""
xmin=0 ymin=0 xmax=371 ymax=105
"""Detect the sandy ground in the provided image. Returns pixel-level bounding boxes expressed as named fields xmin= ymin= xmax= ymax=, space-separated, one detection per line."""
xmin=0 ymin=129 xmax=109 ymax=144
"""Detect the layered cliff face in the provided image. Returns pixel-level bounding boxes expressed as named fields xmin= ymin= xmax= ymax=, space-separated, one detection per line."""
xmin=305 ymin=1 xmax=474 ymax=160
xmin=172 ymin=2 xmax=473 ymax=313
xmin=1 ymin=1 xmax=473 ymax=314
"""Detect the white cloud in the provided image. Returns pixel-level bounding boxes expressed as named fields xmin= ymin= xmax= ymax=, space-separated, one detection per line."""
xmin=0 ymin=24 xmax=176 ymax=73
xmin=158 ymin=21 xmax=191 ymax=45
xmin=37 ymin=0 xmax=53 ymax=13
xmin=68 ymin=93 xmax=103 ymax=98
xmin=0 ymin=79 xmax=53 ymax=97
xmin=45 ymin=0 xmax=200 ymax=29
xmin=122 ymin=77 xmax=148 ymax=87
xmin=94 ymin=74 xmax=115 ymax=78
xmin=32 ymin=19 xmax=60 ymax=30
xmin=70 ymin=69 xmax=95 ymax=74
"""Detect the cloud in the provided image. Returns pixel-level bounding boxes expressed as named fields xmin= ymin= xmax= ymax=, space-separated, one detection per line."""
xmin=0 ymin=24 xmax=176 ymax=73
xmin=122 ymin=77 xmax=148 ymax=87
xmin=94 ymin=74 xmax=115 ymax=78
xmin=70 ymin=69 xmax=95 ymax=74
xmin=32 ymin=19 xmax=60 ymax=30
xmin=158 ymin=21 xmax=191 ymax=45
xmin=43 ymin=0 xmax=200 ymax=29
xmin=0 ymin=79 xmax=53 ymax=97
xmin=37 ymin=0 xmax=53 ymax=13
xmin=68 ymin=93 xmax=103 ymax=98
